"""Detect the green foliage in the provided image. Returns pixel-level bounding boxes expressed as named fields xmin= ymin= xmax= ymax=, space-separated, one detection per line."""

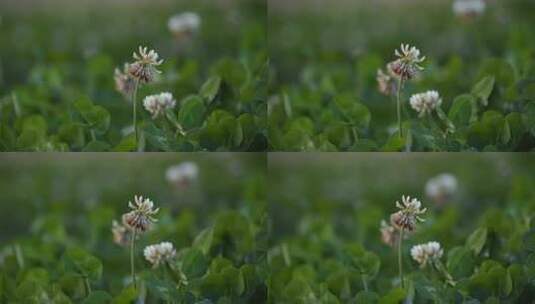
xmin=0 ymin=155 xmax=267 ymax=303
xmin=268 ymin=154 xmax=535 ymax=302
xmin=269 ymin=1 xmax=535 ymax=151
xmin=0 ymin=1 xmax=266 ymax=151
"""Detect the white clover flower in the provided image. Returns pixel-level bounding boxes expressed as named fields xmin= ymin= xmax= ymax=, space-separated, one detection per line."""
xmin=166 ymin=162 xmax=199 ymax=187
xmin=390 ymin=195 xmax=426 ymax=231
xmin=122 ymin=195 xmax=159 ymax=232
xmin=114 ymin=63 xmax=136 ymax=98
xmin=453 ymin=0 xmax=486 ymax=18
xmin=409 ymin=90 xmax=442 ymax=117
xmin=389 ymin=44 xmax=425 ymax=80
xmin=111 ymin=220 xmax=130 ymax=247
xmin=168 ymin=12 xmax=201 ymax=36
xmin=143 ymin=92 xmax=176 ymax=118
xmin=411 ymin=241 xmax=444 ymax=267
xmin=128 ymin=46 xmax=164 ymax=83
xmin=144 ymin=242 xmax=176 ymax=268
xmin=426 ymin=174 xmax=458 ymax=204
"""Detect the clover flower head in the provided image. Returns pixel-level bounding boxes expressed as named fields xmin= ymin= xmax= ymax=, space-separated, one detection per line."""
xmin=143 ymin=92 xmax=176 ymax=118
xmin=128 ymin=46 xmax=164 ymax=83
xmin=380 ymin=220 xmax=398 ymax=247
xmin=114 ymin=63 xmax=136 ymax=98
xmin=409 ymin=90 xmax=442 ymax=117
xmin=376 ymin=66 xmax=398 ymax=96
xmin=122 ymin=195 xmax=159 ymax=232
xmin=426 ymin=173 xmax=458 ymax=204
xmin=111 ymin=220 xmax=130 ymax=247
xmin=390 ymin=195 xmax=426 ymax=231
xmin=144 ymin=241 xmax=176 ymax=268
xmin=411 ymin=241 xmax=443 ymax=267
xmin=453 ymin=0 xmax=486 ymax=18
xmin=168 ymin=12 xmax=201 ymax=36
xmin=389 ymin=43 xmax=425 ymax=80
xmin=166 ymin=162 xmax=199 ymax=188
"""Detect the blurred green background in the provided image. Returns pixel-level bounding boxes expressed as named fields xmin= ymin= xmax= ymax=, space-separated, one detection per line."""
xmin=0 ymin=153 xmax=266 ymax=245
xmin=269 ymin=153 xmax=535 ymax=246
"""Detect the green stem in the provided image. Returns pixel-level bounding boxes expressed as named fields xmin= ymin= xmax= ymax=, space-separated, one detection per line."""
xmin=132 ymin=79 xmax=140 ymax=149
xmin=396 ymin=78 xmax=404 ymax=138
xmin=130 ymin=228 xmax=137 ymax=289
xmin=435 ymin=260 xmax=456 ymax=287
xmin=361 ymin=274 xmax=368 ymax=292
xmin=83 ymin=276 xmax=92 ymax=296
xmin=398 ymin=228 xmax=404 ymax=288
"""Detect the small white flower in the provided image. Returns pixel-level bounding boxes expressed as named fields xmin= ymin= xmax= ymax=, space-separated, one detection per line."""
xmin=114 ymin=63 xmax=136 ymax=98
xmin=122 ymin=195 xmax=159 ymax=232
xmin=168 ymin=12 xmax=201 ymax=36
xmin=166 ymin=162 xmax=199 ymax=187
xmin=390 ymin=195 xmax=426 ymax=231
xmin=143 ymin=92 xmax=176 ymax=118
xmin=144 ymin=242 xmax=176 ymax=268
xmin=128 ymin=46 xmax=164 ymax=83
xmin=409 ymin=90 xmax=442 ymax=117
xmin=426 ymin=174 xmax=458 ymax=204
xmin=380 ymin=220 xmax=398 ymax=247
xmin=453 ymin=0 xmax=486 ymax=18
xmin=376 ymin=66 xmax=398 ymax=96
xmin=389 ymin=44 xmax=425 ymax=80
xmin=411 ymin=241 xmax=444 ymax=267
xmin=111 ymin=220 xmax=130 ymax=247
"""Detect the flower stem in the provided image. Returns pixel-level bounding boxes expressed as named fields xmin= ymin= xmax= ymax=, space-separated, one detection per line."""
xmin=83 ymin=276 xmax=92 ymax=296
xmin=130 ymin=228 xmax=137 ymax=289
xmin=132 ymin=79 xmax=140 ymax=149
xmin=361 ymin=274 xmax=368 ymax=292
xmin=396 ymin=77 xmax=404 ymax=138
xmin=398 ymin=228 xmax=404 ymax=288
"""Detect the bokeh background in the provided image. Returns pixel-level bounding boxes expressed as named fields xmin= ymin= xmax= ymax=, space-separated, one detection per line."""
xmin=0 ymin=153 xmax=266 ymax=244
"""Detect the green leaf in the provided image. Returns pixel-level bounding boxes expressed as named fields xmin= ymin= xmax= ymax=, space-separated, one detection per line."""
xmin=334 ymin=94 xmax=371 ymax=129
xmin=447 ymin=246 xmax=475 ymax=278
xmin=63 ymin=247 xmax=103 ymax=281
xmin=74 ymin=98 xmax=111 ymax=134
xmin=83 ymin=291 xmax=112 ymax=304
xmin=466 ymin=227 xmax=487 ymax=255
xmin=354 ymin=291 xmax=379 ymax=303
xmin=83 ymin=140 xmax=110 ymax=152
xmin=199 ymin=76 xmax=222 ymax=104
xmin=379 ymin=288 xmax=406 ymax=304
xmin=193 ymin=227 xmax=214 ymax=255
xmin=180 ymin=248 xmax=208 ymax=279
xmin=178 ymin=95 xmax=206 ymax=130
xmin=112 ymin=134 xmax=137 ymax=152
xmin=471 ymin=76 xmax=495 ymax=106
xmin=448 ymin=94 xmax=474 ymax=127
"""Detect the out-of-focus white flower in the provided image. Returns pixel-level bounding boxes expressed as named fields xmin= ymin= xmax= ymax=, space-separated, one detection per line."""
xmin=143 ymin=92 xmax=176 ymax=118
xmin=114 ymin=63 xmax=136 ymax=98
xmin=166 ymin=162 xmax=199 ymax=188
xmin=411 ymin=241 xmax=444 ymax=267
xmin=390 ymin=195 xmax=426 ymax=231
xmin=380 ymin=220 xmax=399 ymax=247
xmin=111 ymin=220 xmax=130 ymax=247
xmin=426 ymin=174 xmax=458 ymax=204
xmin=376 ymin=66 xmax=398 ymax=96
xmin=389 ymin=44 xmax=425 ymax=80
xmin=128 ymin=46 xmax=164 ymax=83
xmin=168 ymin=12 xmax=201 ymax=36
xmin=122 ymin=195 xmax=159 ymax=232
xmin=144 ymin=242 xmax=176 ymax=268
xmin=453 ymin=0 xmax=486 ymax=18
xmin=409 ymin=90 xmax=442 ymax=117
